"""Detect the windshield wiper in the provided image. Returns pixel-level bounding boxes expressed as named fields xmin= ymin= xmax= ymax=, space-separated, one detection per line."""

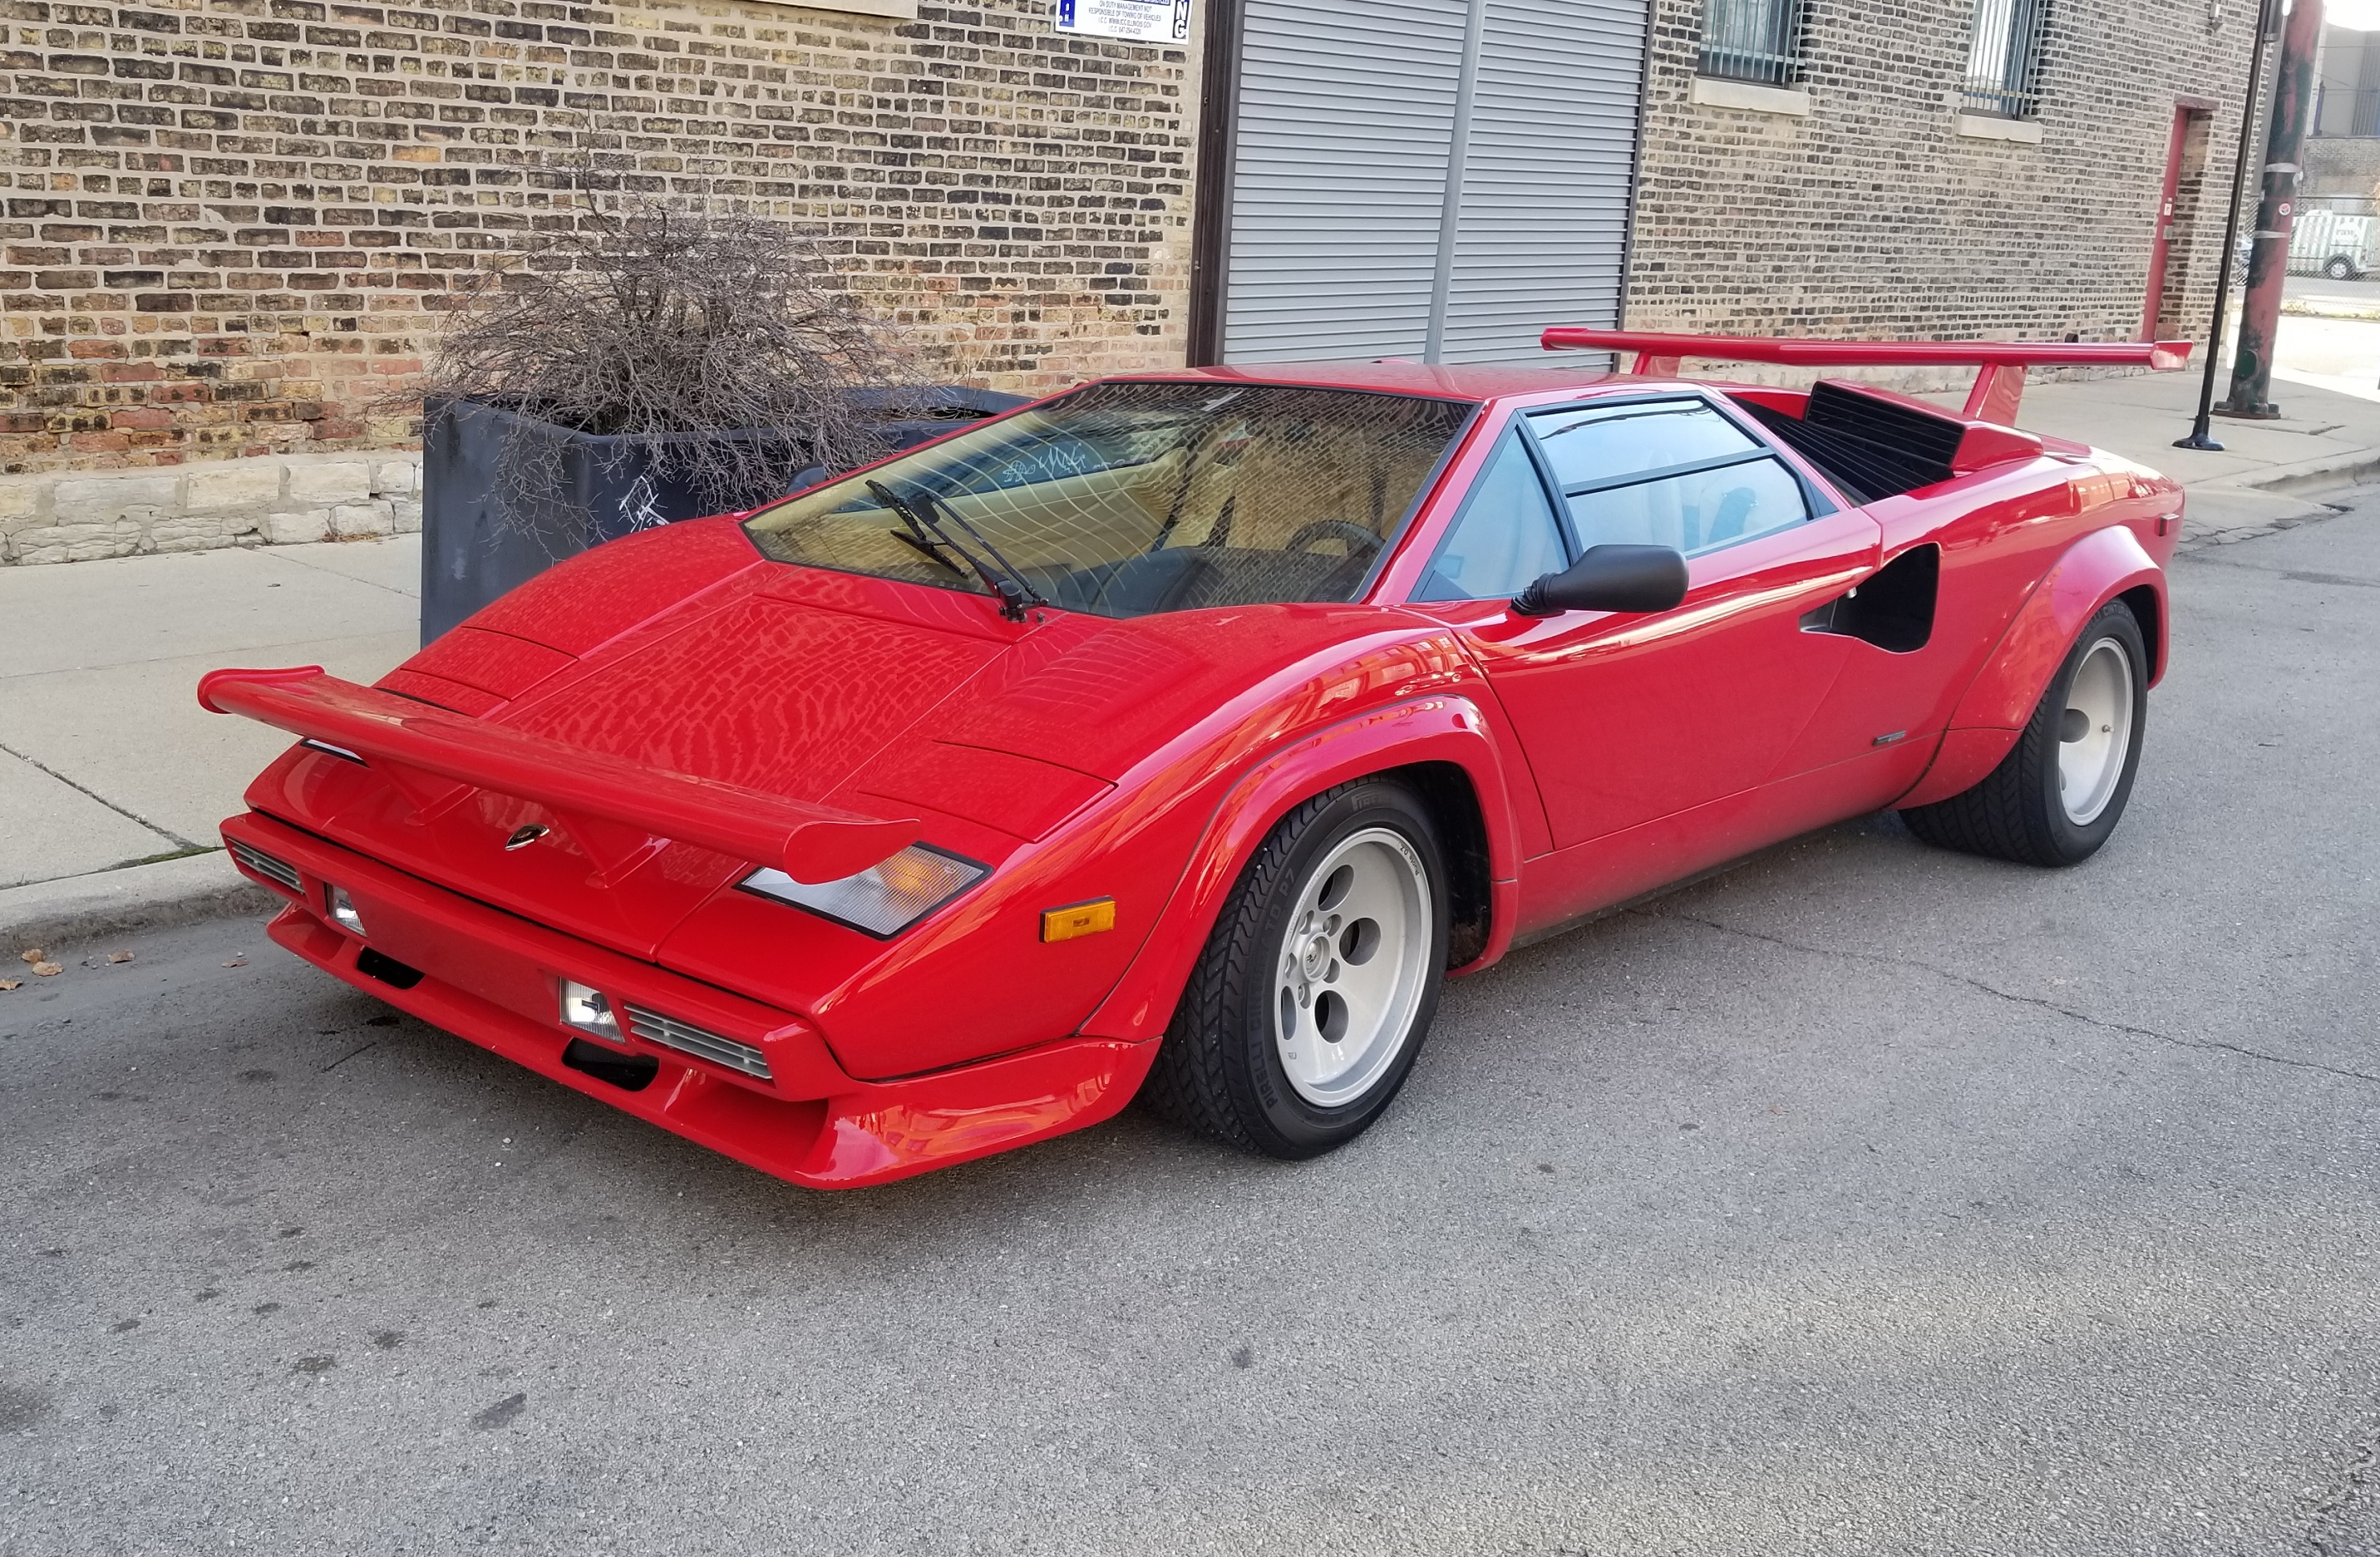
xmin=867 ymin=478 xmax=1044 ymax=622
xmin=873 ymin=479 xmax=969 ymax=578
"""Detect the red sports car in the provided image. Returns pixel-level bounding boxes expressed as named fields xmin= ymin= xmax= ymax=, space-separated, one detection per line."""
xmin=203 ymin=330 xmax=2191 ymax=1188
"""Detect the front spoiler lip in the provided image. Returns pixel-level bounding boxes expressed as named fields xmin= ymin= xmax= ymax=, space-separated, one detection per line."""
xmin=223 ymin=810 xmax=1156 ymax=1190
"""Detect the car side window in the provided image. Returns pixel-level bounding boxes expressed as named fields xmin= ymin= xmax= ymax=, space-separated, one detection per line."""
xmin=1529 ymin=399 xmax=1757 ymax=490
xmin=1525 ymin=398 xmax=1811 ymax=559
xmin=1567 ymin=456 xmax=1809 ymax=556
xmin=1414 ymin=432 xmax=1569 ymax=601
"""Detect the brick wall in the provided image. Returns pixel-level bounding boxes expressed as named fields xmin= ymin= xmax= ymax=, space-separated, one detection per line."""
xmin=1628 ymin=0 xmax=2258 ymax=372
xmin=1 ymin=0 xmax=1197 ymax=475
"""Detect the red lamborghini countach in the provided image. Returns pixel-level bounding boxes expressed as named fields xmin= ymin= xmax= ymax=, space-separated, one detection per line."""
xmin=203 ymin=330 xmax=2191 ymax=1188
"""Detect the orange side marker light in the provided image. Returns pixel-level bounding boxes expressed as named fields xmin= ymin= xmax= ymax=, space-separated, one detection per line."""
xmin=1041 ymin=898 xmax=1116 ymax=943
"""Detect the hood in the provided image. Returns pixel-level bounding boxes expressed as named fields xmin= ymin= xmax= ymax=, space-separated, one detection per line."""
xmin=270 ymin=543 xmax=1437 ymax=964
xmin=501 ymin=590 xmax=1011 ymax=805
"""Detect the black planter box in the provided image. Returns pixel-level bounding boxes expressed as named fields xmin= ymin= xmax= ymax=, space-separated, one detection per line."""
xmin=419 ymin=389 xmax=1028 ymax=644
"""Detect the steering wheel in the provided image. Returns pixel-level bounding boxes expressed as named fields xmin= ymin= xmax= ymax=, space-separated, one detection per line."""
xmin=1285 ymin=520 xmax=1385 ymax=559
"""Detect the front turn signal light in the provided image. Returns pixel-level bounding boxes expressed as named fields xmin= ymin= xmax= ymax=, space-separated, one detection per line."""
xmin=1041 ymin=897 xmax=1115 ymax=942
xmin=738 ymin=845 xmax=986 ymax=938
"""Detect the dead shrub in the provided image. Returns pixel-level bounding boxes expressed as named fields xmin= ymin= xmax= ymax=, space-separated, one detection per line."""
xmin=417 ymin=188 xmax=914 ymax=539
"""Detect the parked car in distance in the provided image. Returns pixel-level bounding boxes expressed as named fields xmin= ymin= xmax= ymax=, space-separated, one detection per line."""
xmin=200 ymin=331 xmax=2193 ymax=1190
xmin=2290 ymin=208 xmax=2380 ymax=280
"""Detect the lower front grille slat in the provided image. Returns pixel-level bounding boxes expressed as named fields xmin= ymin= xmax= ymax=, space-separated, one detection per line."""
xmin=623 ymin=1004 xmax=772 ymax=1081
xmin=228 ymin=839 xmax=303 ymax=895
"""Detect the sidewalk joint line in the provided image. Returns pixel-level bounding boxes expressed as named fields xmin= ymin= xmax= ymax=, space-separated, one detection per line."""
xmin=2 ymin=847 xmax=224 ymax=894
xmin=0 ymin=631 xmax=413 ymax=686
xmin=1633 ymin=908 xmax=2380 ymax=1089
xmin=256 ymin=546 xmax=421 ymax=599
xmin=0 ymin=740 xmax=204 ymax=853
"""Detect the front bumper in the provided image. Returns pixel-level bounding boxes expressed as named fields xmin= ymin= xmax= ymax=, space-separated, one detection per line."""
xmin=223 ymin=811 xmax=1155 ymax=1189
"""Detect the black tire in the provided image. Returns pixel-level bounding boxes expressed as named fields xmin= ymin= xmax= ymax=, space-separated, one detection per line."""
xmin=1900 ymin=599 xmax=2148 ymax=867
xmin=1141 ymin=777 xmax=1450 ymax=1160
xmin=2326 ymin=256 xmax=2357 ymax=280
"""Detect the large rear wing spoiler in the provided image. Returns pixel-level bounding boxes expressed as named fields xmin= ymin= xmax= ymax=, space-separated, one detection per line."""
xmin=1538 ymin=329 xmax=2193 ymax=425
xmin=199 ymin=667 xmax=918 ymax=884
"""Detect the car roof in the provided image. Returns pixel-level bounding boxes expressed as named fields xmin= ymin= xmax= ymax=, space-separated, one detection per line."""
xmin=1100 ymin=361 xmax=1672 ymax=404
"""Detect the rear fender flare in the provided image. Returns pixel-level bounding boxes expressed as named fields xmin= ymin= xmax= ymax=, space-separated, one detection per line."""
xmin=1899 ymin=524 xmax=2164 ymax=809
xmin=1079 ymin=695 xmax=1524 ymax=1045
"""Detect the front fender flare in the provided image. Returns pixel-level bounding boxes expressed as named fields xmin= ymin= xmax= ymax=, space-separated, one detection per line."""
xmin=1079 ymin=694 xmax=1525 ymax=1045
xmin=1898 ymin=523 xmax=2164 ymax=810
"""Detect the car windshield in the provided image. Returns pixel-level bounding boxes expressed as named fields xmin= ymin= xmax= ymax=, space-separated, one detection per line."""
xmin=741 ymin=381 xmax=1474 ymax=619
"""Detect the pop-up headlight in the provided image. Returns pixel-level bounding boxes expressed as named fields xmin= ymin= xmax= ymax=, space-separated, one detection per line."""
xmin=739 ymin=845 xmax=986 ymax=938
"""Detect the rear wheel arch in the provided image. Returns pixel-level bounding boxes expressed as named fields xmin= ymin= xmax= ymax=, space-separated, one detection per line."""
xmin=1898 ymin=530 xmax=2163 ymax=812
xmin=1901 ymin=595 xmax=2148 ymax=865
xmin=1942 ymin=524 xmax=2163 ymax=735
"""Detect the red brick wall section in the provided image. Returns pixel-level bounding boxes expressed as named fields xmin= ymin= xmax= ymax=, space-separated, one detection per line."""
xmin=0 ymin=0 xmax=1197 ymax=474
xmin=1628 ymin=0 xmax=2259 ymax=363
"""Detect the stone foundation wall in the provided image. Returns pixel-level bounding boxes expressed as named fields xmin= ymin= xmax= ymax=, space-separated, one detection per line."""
xmin=0 ymin=447 xmax=418 ymax=560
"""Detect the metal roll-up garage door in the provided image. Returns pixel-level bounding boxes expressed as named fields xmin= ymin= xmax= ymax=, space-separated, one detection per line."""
xmin=1215 ymin=0 xmax=1650 ymax=365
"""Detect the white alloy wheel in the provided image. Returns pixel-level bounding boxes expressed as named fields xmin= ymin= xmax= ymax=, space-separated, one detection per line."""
xmin=1273 ymin=827 xmax=1434 ymax=1108
xmin=2058 ymin=635 xmax=2136 ymax=825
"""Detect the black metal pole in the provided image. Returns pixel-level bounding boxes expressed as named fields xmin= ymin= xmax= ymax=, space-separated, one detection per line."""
xmin=2180 ymin=0 xmax=2281 ymax=451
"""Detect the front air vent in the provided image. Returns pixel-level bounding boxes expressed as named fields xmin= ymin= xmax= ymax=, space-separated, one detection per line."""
xmin=228 ymin=839 xmax=303 ymax=896
xmin=623 ymin=1005 xmax=773 ymax=1081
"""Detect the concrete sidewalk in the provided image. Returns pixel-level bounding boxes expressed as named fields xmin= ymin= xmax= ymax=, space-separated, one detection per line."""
xmin=0 ymin=535 xmax=419 ymax=946
xmin=3 ymin=362 xmax=2378 ymax=950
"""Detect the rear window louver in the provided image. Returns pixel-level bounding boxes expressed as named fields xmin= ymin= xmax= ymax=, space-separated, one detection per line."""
xmin=1738 ymin=381 xmax=1965 ymax=506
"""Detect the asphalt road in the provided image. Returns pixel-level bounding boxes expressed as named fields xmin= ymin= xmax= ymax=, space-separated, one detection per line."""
xmin=6 ymin=500 xmax=2379 ymax=1557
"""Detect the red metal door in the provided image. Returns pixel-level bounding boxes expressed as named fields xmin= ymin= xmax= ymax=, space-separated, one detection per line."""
xmin=1439 ymin=509 xmax=1881 ymax=851
xmin=2142 ymin=103 xmax=2208 ymax=341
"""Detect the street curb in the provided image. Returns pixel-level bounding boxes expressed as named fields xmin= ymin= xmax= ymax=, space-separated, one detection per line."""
xmin=2217 ymin=451 xmax=2380 ymax=500
xmin=0 ymin=851 xmax=275 ymax=954
xmin=2281 ymin=301 xmax=2380 ymax=323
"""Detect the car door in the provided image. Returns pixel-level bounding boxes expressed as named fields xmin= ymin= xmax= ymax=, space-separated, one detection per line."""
xmin=1408 ymin=396 xmax=1879 ymax=852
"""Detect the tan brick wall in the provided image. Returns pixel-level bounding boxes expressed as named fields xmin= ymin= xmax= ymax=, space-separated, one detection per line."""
xmin=1627 ymin=0 xmax=2259 ymax=365
xmin=1 ymin=0 xmax=1198 ymax=474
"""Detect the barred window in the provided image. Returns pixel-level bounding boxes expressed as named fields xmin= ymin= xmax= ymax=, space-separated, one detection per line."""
xmin=1964 ymin=0 xmax=2052 ymax=120
xmin=1697 ymin=0 xmax=1807 ymax=87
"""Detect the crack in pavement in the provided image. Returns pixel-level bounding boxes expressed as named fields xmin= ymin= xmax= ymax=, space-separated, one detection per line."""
xmin=2180 ymin=551 xmax=2380 ymax=589
xmin=1633 ymin=908 xmax=2380 ymax=1087
xmin=319 ymin=1039 xmax=378 ymax=1073
xmin=256 ymin=547 xmax=421 ymax=599
xmin=0 ymin=737 xmax=197 ymax=851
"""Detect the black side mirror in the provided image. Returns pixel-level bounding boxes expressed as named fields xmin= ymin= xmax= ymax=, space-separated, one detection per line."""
xmin=1511 ymin=544 xmax=1689 ymax=617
